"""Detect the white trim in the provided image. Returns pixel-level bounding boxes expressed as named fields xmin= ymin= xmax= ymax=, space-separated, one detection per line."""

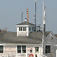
xmin=16 ymin=45 xmax=17 ymax=54
xmin=56 ymin=50 xmax=57 ymax=57
xmin=0 ymin=43 xmax=41 ymax=46
xmin=17 ymin=25 xmax=34 ymax=27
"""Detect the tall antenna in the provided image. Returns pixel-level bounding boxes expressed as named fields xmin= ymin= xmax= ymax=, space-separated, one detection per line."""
xmin=35 ymin=0 xmax=37 ymax=31
xmin=43 ymin=5 xmax=46 ymax=32
xmin=21 ymin=11 xmax=23 ymax=22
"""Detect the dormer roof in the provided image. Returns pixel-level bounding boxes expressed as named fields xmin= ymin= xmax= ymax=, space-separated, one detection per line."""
xmin=17 ymin=21 xmax=34 ymax=25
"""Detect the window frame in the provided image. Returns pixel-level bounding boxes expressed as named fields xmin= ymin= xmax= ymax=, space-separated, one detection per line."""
xmin=22 ymin=45 xmax=26 ymax=53
xmin=17 ymin=45 xmax=26 ymax=53
xmin=35 ymin=47 xmax=39 ymax=53
xmin=32 ymin=27 xmax=34 ymax=31
xmin=29 ymin=27 xmax=31 ymax=31
xmin=0 ymin=46 xmax=3 ymax=53
xmin=45 ymin=45 xmax=51 ymax=53
xmin=23 ymin=27 xmax=26 ymax=31
xmin=17 ymin=45 xmax=21 ymax=53
xmin=19 ymin=27 xmax=22 ymax=31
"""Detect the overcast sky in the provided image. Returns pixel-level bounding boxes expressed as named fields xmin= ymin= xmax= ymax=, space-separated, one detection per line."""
xmin=0 ymin=0 xmax=57 ymax=34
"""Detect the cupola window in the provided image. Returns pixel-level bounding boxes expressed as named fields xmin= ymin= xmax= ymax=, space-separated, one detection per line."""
xmin=29 ymin=27 xmax=31 ymax=31
xmin=32 ymin=27 xmax=34 ymax=31
xmin=19 ymin=27 xmax=22 ymax=31
xmin=23 ymin=27 xmax=26 ymax=31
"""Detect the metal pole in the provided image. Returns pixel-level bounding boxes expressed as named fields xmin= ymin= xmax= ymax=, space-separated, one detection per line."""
xmin=35 ymin=0 xmax=36 ymax=31
xmin=21 ymin=11 xmax=23 ymax=22
xmin=42 ymin=0 xmax=44 ymax=55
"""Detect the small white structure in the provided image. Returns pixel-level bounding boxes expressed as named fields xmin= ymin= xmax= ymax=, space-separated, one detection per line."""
xmin=16 ymin=21 xmax=35 ymax=36
xmin=0 ymin=21 xmax=57 ymax=57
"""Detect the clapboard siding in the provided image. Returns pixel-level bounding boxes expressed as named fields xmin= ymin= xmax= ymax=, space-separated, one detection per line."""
xmin=0 ymin=44 xmax=41 ymax=57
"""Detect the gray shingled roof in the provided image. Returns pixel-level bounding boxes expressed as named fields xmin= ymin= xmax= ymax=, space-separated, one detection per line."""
xmin=0 ymin=31 xmax=50 ymax=44
xmin=16 ymin=21 xmax=34 ymax=25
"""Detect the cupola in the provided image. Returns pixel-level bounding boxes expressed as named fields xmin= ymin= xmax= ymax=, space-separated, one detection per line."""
xmin=16 ymin=21 xmax=35 ymax=36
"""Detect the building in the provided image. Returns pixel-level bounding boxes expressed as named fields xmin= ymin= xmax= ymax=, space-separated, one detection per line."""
xmin=0 ymin=21 xmax=57 ymax=57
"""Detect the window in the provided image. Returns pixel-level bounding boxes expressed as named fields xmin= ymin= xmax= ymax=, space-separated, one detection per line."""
xmin=35 ymin=47 xmax=39 ymax=52
xmin=0 ymin=46 xmax=3 ymax=53
xmin=17 ymin=46 xmax=21 ymax=53
xmin=45 ymin=45 xmax=50 ymax=53
xmin=29 ymin=27 xmax=31 ymax=31
xmin=23 ymin=27 xmax=26 ymax=31
xmin=32 ymin=27 xmax=34 ymax=31
xmin=19 ymin=27 xmax=22 ymax=31
xmin=22 ymin=46 xmax=26 ymax=53
xmin=17 ymin=45 xmax=26 ymax=53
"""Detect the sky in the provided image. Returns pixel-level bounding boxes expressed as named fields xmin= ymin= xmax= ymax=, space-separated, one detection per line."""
xmin=0 ymin=0 xmax=57 ymax=34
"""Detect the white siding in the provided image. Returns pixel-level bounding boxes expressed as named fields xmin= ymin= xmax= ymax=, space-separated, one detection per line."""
xmin=17 ymin=25 xmax=35 ymax=36
xmin=0 ymin=44 xmax=42 ymax=57
xmin=56 ymin=50 xmax=57 ymax=57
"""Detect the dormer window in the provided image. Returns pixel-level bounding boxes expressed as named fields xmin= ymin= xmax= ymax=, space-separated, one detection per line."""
xmin=19 ymin=27 xmax=26 ymax=31
xmin=23 ymin=27 xmax=26 ymax=31
xmin=29 ymin=27 xmax=31 ymax=31
xmin=19 ymin=27 xmax=22 ymax=31
xmin=32 ymin=27 xmax=34 ymax=31
xmin=29 ymin=27 xmax=34 ymax=31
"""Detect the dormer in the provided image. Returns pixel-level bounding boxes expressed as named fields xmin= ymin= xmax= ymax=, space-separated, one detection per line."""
xmin=16 ymin=21 xmax=35 ymax=36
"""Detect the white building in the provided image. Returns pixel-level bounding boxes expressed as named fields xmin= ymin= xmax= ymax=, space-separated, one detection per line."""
xmin=0 ymin=21 xmax=57 ymax=57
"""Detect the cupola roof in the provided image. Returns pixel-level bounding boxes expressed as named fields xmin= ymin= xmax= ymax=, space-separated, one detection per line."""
xmin=17 ymin=21 xmax=34 ymax=25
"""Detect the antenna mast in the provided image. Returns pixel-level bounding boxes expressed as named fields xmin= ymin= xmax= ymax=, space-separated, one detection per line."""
xmin=21 ymin=11 xmax=23 ymax=22
xmin=35 ymin=0 xmax=37 ymax=31
xmin=43 ymin=5 xmax=46 ymax=32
